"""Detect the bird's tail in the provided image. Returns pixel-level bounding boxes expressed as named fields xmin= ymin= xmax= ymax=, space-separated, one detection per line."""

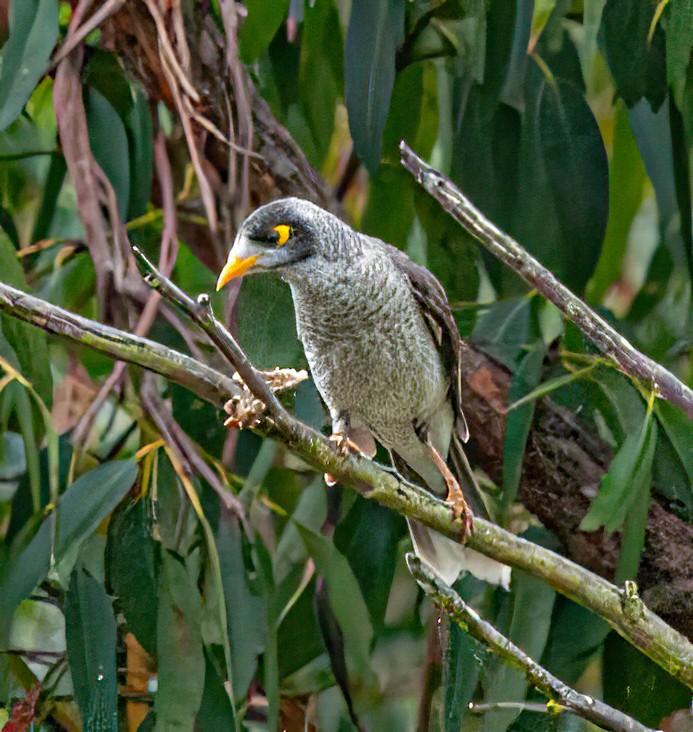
xmin=400 ymin=433 xmax=511 ymax=589
xmin=407 ymin=518 xmax=510 ymax=588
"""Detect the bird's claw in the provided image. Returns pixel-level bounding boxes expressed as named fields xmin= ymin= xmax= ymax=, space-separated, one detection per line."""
xmin=324 ymin=430 xmax=363 ymax=487
xmin=329 ymin=430 xmax=364 ymax=456
xmin=445 ymin=484 xmax=473 ymax=540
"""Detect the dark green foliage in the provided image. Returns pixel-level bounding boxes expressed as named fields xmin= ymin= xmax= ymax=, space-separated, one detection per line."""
xmin=0 ymin=1 xmax=691 ymax=730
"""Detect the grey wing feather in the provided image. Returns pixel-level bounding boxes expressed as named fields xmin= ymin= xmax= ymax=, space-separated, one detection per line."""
xmin=382 ymin=242 xmax=469 ymax=442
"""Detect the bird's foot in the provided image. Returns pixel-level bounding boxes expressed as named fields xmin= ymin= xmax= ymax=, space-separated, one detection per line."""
xmin=426 ymin=438 xmax=473 ymax=541
xmin=223 ymin=367 xmax=308 ymax=430
xmin=329 ymin=430 xmax=365 ymax=455
xmin=444 ymin=481 xmax=473 ymax=540
xmin=324 ymin=430 xmax=365 ymax=486
xmin=223 ymin=392 xmax=265 ymax=429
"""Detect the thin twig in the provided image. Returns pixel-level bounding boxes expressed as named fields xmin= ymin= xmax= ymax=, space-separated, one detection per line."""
xmin=407 ymin=555 xmax=657 ymax=732
xmin=400 ymin=142 xmax=693 ymax=418
xmin=51 ymin=0 xmax=127 ymax=67
xmin=1 ymin=279 xmax=692 ymax=690
xmin=0 ymin=282 xmax=236 ymax=406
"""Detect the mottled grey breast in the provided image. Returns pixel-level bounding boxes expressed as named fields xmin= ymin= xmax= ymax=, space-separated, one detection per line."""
xmin=279 ymin=232 xmax=449 ymax=448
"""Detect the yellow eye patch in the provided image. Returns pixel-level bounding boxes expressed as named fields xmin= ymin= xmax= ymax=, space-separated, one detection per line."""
xmin=273 ymin=224 xmax=292 ymax=246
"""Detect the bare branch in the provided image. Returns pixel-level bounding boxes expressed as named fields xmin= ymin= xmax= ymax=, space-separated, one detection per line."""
xmin=400 ymin=141 xmax=693 ymax=418
xmin=407 ymin=555 xmax=657 ymax=732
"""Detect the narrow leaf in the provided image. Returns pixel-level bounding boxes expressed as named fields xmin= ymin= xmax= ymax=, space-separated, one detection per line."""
xmin=0 ymin=0 xmax=59 ymax=131
xmin=345 ymin=0 xmax=405 ymax=173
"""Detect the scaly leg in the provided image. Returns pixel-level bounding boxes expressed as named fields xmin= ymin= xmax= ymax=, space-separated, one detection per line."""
xmin=426 ymin=437 xmax=473 ymax=540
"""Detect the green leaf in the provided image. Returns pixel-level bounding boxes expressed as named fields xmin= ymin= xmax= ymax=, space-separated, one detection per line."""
xmin=217 ymin=510 xmax=265 ymax=700
xmin=653 ymin=400 xmax=693 ymax=517
xmin=471 ymin=297 xmax=535 ymax=370
xmin=124 ymin=88 xmax=153 ymax=221
xmin=499 ymin=0 xmax=534 ymax=111
xmin=503 ymin=339 xmax=546 ymax=509
xmin=666 ymin=0 xmax=693 ymax=91
xmin=196 ymin=649 xmax=236 ymax=730
xmin=529 ymin=69 xmax=609 ymax=292
xmin=345 ymin=0 xmax=405 ymax=173
xmin=482 ymin=560 xmax=556 ymax=731
xmin=0 ymin=0 xmax=59 ymax=131
xmin=587 ymin=102 xmax=648 ymax=303
xmin=540 ymin=596 xmax=609 ymax=686
xmin=334 ymin=498 xmax=405 ymax=632
xmin=64 ymin=566 xmax=118 ymax=732
xmin=0 ymin=460 xmax=137 ymax=645
xmin=239 ymin=0 xmax=290 ymax=63
xmin=236 ymin=275 xmax=306 ymax=370
xmin=0 ymin=231 xmax=52 ymax=407
xmin=85 ymin=87 xmax=131 ymax=221
xmin=294 ymin=520 xmax=374 ymax=681
xmin=106 ymin=496 xmax=160 ymax=657
xmin=155 ymin=549 xmax=206 ymax=729
xmin=299 ymin=0 xmax=343 ymax=166
xmin=600 ymin=0 xmax=667 ymax=110
xmin=580 ymin=411 xmax=657 ymax=534
xmin=603 ymin=632 xmax=691 ymax=726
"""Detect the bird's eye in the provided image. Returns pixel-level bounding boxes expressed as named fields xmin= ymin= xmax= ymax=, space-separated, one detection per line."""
xmin=273 ymin=224 xmax=293 ymax=246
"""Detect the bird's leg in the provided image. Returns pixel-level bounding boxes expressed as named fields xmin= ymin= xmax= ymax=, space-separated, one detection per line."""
xmin=426 ymin=438 xmax=473 ymax=539
xmin=325 ymin=413 xmax=374 ymax=486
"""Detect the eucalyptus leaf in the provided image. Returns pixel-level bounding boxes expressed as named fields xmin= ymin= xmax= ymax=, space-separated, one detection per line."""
xmin=345 ymin=0 xmax=406 ymax=172
xmin=64 ymin=566 xmax=118 ymax=732
xmin=0 ymin=0 xmax=58 ymax=131
xmin=580 ymin=411 xmax=656 ymax=534
xmin=0 ymin=460 xmax=137 ymax=645
xmin=155 ymin=549 xmax=206 ymax=729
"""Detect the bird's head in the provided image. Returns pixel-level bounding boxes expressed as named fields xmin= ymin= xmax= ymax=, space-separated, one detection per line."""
xmin=216 ymin=198 xmax=328 ymax=290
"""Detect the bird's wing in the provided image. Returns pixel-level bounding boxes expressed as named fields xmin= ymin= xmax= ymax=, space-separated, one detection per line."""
xmin=382 ymin=242 xmax=469 ymax=442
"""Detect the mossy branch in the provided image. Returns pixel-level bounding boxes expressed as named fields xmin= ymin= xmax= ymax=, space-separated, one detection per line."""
xmin=0 ymin=278 xmax=691 ymax=691
xmin=400 ymin=142 xmax=693 ymax=419
xmin=407 ymin=555 xmax=657 ymax=732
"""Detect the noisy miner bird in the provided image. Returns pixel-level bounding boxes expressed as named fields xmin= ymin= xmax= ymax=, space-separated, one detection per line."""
xmin=217 ymin=198 xmax=510 ymax=588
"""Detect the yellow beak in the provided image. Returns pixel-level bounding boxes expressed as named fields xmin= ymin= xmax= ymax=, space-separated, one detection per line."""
xmin=216 ymin=254 xmax=259 ymax=290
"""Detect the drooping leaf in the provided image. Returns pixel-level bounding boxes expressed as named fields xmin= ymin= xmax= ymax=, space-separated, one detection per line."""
xmin=217 ymin=509 xmax=265 ymax=700
xmin=653 ymin=400 xmax=693 ymax=518
xmin=195 ymin=649 xmax=236 ymax=730
xmin=522 ymin=64 xmax=609 ymax=292
xmin=299 ymin=0 xmax=343 ymax=166
xmin=499 ymin=0 xmax=534 ymax=111
xmin=84 ymin=87 xmax=130 ymax=221
xmin=345 ymin=0 xmax=406 ymax=172
xmin=481 ymin=558 xmax=556 ymax=730
xmin=587 ymin=102 xmax=648 ymax=303
xmin=155 ymin=549 xmax=206 ymax=729
xmin=294 ymin=520 xmax=374 ymax=681
xmin=580 ymin=410 xmax=656 ymax=535
xmin=64 ymin=566 xmax=118 ymax=732
xmin=106 ymin=496 xmax=160 ymax=657
xmin=0 ymin=0 xmax=59 ymax=131
xmin=666 ymin=0 xmax=693 ymax=91
xmin=239 ymin=0 xmax=290 ymax=63
xmin=540 ymin=596 xmax=610 ymax=686
xmin=502 ymin=338 xmax=546 ymax=509
xmin=334 ymin=497 xmax=405 ymax=632
xmin=600 ymin=0 xmax=667 ymax=110
xmin=0 ymin=460 xmax=137 ymax=645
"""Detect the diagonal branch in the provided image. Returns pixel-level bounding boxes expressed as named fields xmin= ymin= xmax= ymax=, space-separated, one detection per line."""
xmin=400 ymin=141 xmax=693 ymax=418
xmin=0 ymin=279 xmax=691 ymax=690
xmin=407 ymin=555 xmax=656 ymax=732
